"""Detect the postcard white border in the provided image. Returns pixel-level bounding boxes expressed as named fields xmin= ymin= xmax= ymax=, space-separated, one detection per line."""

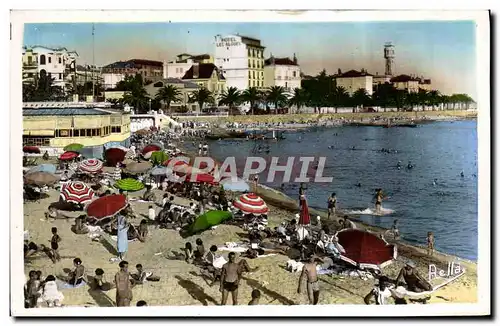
xmin=9 ymin=9 xmax=491 ymax=317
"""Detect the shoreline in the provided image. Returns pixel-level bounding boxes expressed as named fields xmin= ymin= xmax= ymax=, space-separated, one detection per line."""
xmin=175 ymin=142 xmax=477 ymax=265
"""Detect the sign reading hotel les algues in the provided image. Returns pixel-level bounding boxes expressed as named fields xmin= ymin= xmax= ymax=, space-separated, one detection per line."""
xmin=216 ymin=37 xmax=241 ymax=47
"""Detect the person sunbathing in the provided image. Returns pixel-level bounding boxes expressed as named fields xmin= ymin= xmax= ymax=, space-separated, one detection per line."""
xmin=130 ymin=264 xmax=160 ymax=285
xmin=71 ymin=216 xmax=89 ymax=235
xmin=89 ymin=268 xmax=114 ymax=291
xmin=396 ymin=262 xmax=433 ymax=293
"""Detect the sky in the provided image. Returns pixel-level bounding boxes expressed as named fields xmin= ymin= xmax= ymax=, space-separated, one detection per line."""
xmin=23 ymin=21 xmax=477 ymax=98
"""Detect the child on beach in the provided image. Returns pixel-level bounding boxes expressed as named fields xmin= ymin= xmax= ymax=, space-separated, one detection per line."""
xmin=184 ymin=242 xmax=194 ymax=264
xmin=148 ymin=205 xmax=156 ymax=221
xmin=248 ymin=289 xmax=261 ymax=305
xmin=391 ymin=220 xmax=400 ymax=240
xmin=50 ymin=227 xmax=61 ymax=262
xmin=427 ymin=232 xmax=435 ymax=256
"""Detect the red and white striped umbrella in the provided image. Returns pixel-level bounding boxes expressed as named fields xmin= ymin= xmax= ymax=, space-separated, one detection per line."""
xmin=233 ymin=193 xmax=269 ymax=215
xmin=79 ymin=158 xmax=104 ymax=174
xmin=60 ymin=181 xmax=95 ymax=204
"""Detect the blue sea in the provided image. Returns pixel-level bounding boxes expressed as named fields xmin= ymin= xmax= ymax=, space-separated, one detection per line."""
xmin=198 ymin=120 xmax=478 ymax=260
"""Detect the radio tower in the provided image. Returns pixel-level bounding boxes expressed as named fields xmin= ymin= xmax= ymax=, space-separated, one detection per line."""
xmin=384 ymin=42 xmax=395 ymax=76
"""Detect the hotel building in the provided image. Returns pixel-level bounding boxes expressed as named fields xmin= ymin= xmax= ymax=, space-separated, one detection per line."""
xmin=334 ymin=69 xmax=374 ymax=96
xmin=214 ymin=34 xmax=265 ymax=90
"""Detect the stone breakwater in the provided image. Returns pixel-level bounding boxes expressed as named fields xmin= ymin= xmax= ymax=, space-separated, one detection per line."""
xmin=175 ymin=110 xmax=477 ymax=126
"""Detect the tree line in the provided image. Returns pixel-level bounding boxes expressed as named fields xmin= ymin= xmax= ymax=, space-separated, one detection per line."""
xmin=23 ymin=70 xmax=475 ymax=114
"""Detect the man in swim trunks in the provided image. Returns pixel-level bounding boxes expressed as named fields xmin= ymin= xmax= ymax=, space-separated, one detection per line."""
xmin=327 ymin=193 xmax=337 ymax=219
xmin=297 ymin=255 xmax=320 ymax=305
xmin=220 ymin=252 xmax=240 ymax=305
xmin=374 ymin=189 xmax=386 ymax=214
xmin=115 ymin=260 xmax=133 ymax=306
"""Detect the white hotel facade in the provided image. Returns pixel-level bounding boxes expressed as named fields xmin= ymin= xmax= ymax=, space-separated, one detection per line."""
xmin=263 ymin=55 xmax=301 ymax=91
xmin=214 ymin=34 xmax=265 ymax=90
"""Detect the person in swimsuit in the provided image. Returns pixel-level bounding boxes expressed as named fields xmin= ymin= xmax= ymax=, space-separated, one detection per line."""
xmin=67 ymin=258 xmax=85 ymax=286
xmin=364 ymin=276 xmax=393 ymax=305
xmin=427 ymin=231 xmax=435 ymax=256
xmin=248 ymin=289 xmax=261 ymax=305
xmin=327 ymin=193 xmax=337 ymax=219
xmin=396 ymin=262 xmax=433 ymax=293
xmin=115 ymin=260 xmax=133 ymax=307
xmin=374 ymin=189 xmax=386 ymax=214
xmin=297 ymin=255 xmax=320 ymax=305
xmin=220 ymin=252 xmax=256 ymax=305
xmin=49 ymin=227 xmax=61 ymax=262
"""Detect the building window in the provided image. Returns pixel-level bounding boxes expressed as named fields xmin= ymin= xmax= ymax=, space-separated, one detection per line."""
xmin=48 ymin=57 xmax=51 ymax=64
xmin=23 ymin=136 xmax=51 ymax=146
xmin=86 ymin=129 xmax=92 ymax=137
xmin=40 ymin=55 xmax=46 ymax=65
xmin=59 ymin=73 xmax=62 ymax=79
xmin=74 ymin=129 xmax=80 ymax=137
xmin=58 ymin=57 xmax=62 ymax=64
xmin=248 ymin=59 xmax=251 ymax=67
xmin=111 ymin=126 xmax=122 ymax=133
xmin=55 ymin=129 xmax=70 ymax=137
xmin=28 ymin=56 xmax=32 ymax=64
xmin=293 ymin=71 xmax=297 ymax=78
xmin=248 ymin=49 xmax=251 ymax=56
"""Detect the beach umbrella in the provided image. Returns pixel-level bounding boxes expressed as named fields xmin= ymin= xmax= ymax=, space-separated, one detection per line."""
xmin=114 ymin=178 xmax=145 ymax=192
xmin=59 ymin=151 xmax=79 ymax=161
xmin=233 ymin=193 xmax=269 ymax=215
xmin=335 ymin=229 xmax=397 ymax=270
xmin=26 ymin=164 xmax=56 ymax=175
xmin=150 ymin=166 xmax=172 ymax=176
xmin=79 ymin=158 xmax=104 ymax=174
xmin=149 ymin=141 xmax=164 ymax=150
xmin=220 ymin=177 xmax=250 ymax=192
xmin=150 ymin=151 xmax=168 ymax=165
xmin=124 ymin=161 xmax=152 ymax=174
xmin=86 ymin=194 xmax=128 ymax=221
xmin=63 ymin=143 xmax=84 ymax=152
xmin=24 ymin=171 xmax=59 ymax=186
xmin=298 ymin=196 xmax=311 ymax=225
xmin=60 ymin=181 xmax=95 ymax=204
xmin=23 ymin=146 xmax=40 ymax=154
xmin=185 ymin=173 xmax=218 ymax=185
xmin=142 ymin=144 xmax=161 ymax=156
xmin=163 ymin=157 xmax=189 ymax=167
xmin=186 ymin=210 xmax=233 ymax=236
xmin=104 ymin=148 xmax=126 ymax=167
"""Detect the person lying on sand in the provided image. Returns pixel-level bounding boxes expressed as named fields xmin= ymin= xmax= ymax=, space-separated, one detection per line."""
xmin=130 ymin=264 xmax=160 ymax=285
xmin=24 ymin=241 xmax=39 ymax=259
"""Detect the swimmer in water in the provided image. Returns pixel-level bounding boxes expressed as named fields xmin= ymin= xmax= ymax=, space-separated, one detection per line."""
xmin=433 ymin=178 xmax=437 ymax=186
xmin=397 ymin=161 xmax=402 ymax=170
xmin=355 ymin=183 xmax=361 ymax=188
xmin=373 ymin=188 xmax=387 ymax=214
xmin=460 ymin=171 xmax=465 ymax=178
xmin=407 ymin=161 xmax=413 ymax=169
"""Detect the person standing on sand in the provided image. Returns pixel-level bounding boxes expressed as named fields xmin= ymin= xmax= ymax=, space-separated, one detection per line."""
xmin=427 ymin=231 xmax=435 ymax=256
xmin=49 ymin=227 xmax=61 ymax=262
xmin=297 ymin=255 xmax=320 ymax=305
xmin=327 ymin=193 xmax=337 ymax=219
xmin=220 ymin=252 xmax=258 ymax=305
xmin=115 ymin=261 xmax=133 ymax=307
xmin=116 ymin=215 xmax=129 ymax=261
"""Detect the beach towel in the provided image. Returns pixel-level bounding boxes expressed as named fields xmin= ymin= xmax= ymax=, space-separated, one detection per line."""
xmin=56 ymin=279 xmax=87 ymax=289
xmin=212 ymin=256 xmax=227 ymax=269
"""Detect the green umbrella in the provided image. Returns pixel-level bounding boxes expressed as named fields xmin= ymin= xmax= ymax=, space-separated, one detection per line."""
xmin=64 ymin=143 xmax=84 ymax=152
xmin=150 ymin=151 xmax=169 ymax=166
xmin=187 ymin=210 xmax=232 ymax=236
xmin=114 ymin=178 xmax=145 ymax=192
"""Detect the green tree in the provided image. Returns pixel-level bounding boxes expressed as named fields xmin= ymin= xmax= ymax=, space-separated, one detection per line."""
xmin=155 ymin=85 xmax=182 ymax=114
xmin=427 ymin=90 xmax=441 ymax=111
xmin=189 ymin=88 xmax=214 ymax=112
xmin=218 ymin=87 xmax=242 ymax=115
xmin=289 ymin=88 xmax=307 ymax=114
xmin=241 ymin=87 xmax=261 ymax=115
xmin=328 ymin=86 xmax=350 ymax=113
xmin=351 ymin=88 xmax=371 ymax=110
xmin=372 ymin=83 xmax=395 ymax=112
xmin=266 ymin=86 xmax=289 ymax=114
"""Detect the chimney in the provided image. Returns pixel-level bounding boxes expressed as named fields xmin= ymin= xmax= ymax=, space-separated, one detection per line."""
xmin=163 ymin=60 xmax=167 ymax=79
xmin=293 ymin=53 xmax=297 ymax=64
xmin=193 ymin=63 xmax=199 ymax=79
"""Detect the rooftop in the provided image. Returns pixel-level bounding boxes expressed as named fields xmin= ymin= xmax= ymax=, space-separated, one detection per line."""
xmin=264 ymin=57 xmax=298 ymax=66
xmin=336 ymin=70 xmax=373 ymax=78
xmin=182 ymin=63 xmax=225 ymax=80
xmin=390 ymin=74 xmax=420 ymax=83
xmin=22 ymin=108 xmax=113 ymax=116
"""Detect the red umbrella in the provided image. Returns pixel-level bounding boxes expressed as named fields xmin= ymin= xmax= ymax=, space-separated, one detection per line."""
xmin=185 ymin=173 xmax=218 ymax=185
xmin=298 ymin=195 xmax=310 ymax=225
xmin=233 ymin=193 xmax=269 ymax=215
xmin=142 ymin=144 xmax=161 ymax=155
xmin=86 ymin=194 xmax=128 ymax=220
xmin=23 ymin=146 xmax=40 ymax=154
xmin=60 ymin=181 xmax=95 ymax=204
xmin=163 ymin=157 xmax=189 ymax=167
xmin=105 ymin=148 xmax=126 ymax=166
xmin=59 ymin=151 xmax=79 ymax=161
xmin=336 ymin=229 xmax=397 ymax=270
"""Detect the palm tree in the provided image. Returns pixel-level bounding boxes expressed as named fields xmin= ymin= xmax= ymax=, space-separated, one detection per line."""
xmin=289 ymin=88 xmax=307 ymax=114
xmin=351 ymin=88 xmax=371 ymax=111
xmin=266 ymin=86 xmax=289 ymax=114
xmin=427 ymin=90 xmax=441 ymax=111
xmin=372 ymin=83 xmax=394 ymax=112
xmin=242 ymin=87 xmax=261 ymax=115
xmin=328 ymin=86 xmax=350 ymax=113
xmin=188 ymin=88 xmax=214 ymax=112
xmin=218 ymin=87 xmax=242 ymax=115
xmin=122 ymin=87 xmax=150 ymax=113
xmin=155 ymin=85 xmax=182 ymax=114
